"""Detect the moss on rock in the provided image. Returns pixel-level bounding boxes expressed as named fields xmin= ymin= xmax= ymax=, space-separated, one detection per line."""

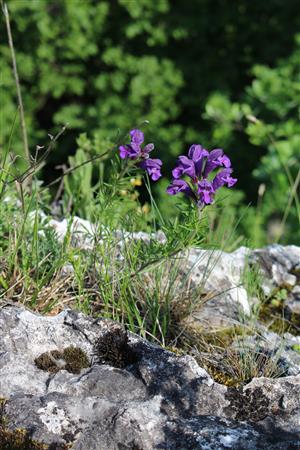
xmin=0 ymin=427 xmax=48 ymax=450
xmin=259 ymin=302 xmax=300 ymax=336
xmin=35 ymin=346 xmax=89 ymax=374
xmin=63 ymin=346 xmax=90 ymax=374
xmin=205 ymin=365 xmax=240 ymax=387
xmin=94 ymin=321 xmax=138 ymax=368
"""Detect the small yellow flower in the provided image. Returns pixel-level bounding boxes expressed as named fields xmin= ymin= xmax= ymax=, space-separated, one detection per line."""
xmin=142 ymin=203 xmax=150 ymax=214
xmin=130 ymin=177 xmax=142 ymax=187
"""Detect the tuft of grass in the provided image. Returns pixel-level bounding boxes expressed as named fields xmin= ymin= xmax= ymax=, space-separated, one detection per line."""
xmin=187 ymin=326 xmax=287 ymax=386
xmin=0 ymin=157 xmax=292 ymax=387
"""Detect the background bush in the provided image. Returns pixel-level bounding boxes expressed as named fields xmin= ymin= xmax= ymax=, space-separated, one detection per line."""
xmin=1 ymin=0 xmax=299 ymax=245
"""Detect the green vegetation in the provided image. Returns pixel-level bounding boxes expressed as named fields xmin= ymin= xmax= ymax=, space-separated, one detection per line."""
xmin=292 ymin=344 xmax=300 ymax=354
xmin=205 ymin=38 xmax=300 ymax=245
xmin=0 ymin=143 xmax=297 ymax=386
xmin=1 ymin=0 xmax=299 ymax=245
xmin=0 ymin=166 xmax=207 ymax=338
xmin=0 ymin=0 xmax=299 ymax=391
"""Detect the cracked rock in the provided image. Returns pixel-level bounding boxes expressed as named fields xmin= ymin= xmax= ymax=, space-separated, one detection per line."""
xmin=1 ymin=306 xmax=300 ymax=449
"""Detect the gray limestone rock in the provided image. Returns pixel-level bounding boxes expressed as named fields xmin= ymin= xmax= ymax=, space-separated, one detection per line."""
xmin=1 ymin=306 xmax=300 ymax=449
xmin=286 ymin=285 xmax=300 ymax=316
xmin=48 ymin=216 xmax=166 ymax=251
xmin=181 ymin=246 xmax=252 ymax=332
xmin=183 ymin=244 xmax=300 ymax=333
xmin=250 ymin=244 xmax=300 ymax=296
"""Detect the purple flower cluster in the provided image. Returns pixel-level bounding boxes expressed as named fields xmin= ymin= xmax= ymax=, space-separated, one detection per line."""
xmin=119 ymin=130 xmax=237 ymax=208
xmin=166 ymin=145 xmax=237 ymax=208
xmin=119 ymin=129 xmax=162 ymax=181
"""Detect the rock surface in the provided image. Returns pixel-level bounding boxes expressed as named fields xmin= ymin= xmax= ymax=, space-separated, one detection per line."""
xmin=1 ymin=306 xmax=300 ymax=449
xmin=184 ymin=246 xmax=251 ymax=330
xmin=184 ymin=244 xmax=300 ymax=332
xmin=48 ymin=216 xmax=166 ymax=251
xmin=250 ymin=245 xmax=300 ymax=295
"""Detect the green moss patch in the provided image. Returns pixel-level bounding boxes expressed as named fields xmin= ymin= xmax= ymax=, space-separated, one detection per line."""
xmin=291 ymin=344 xmax=300 ymax=354
xmin=35 ymin=346 xmax=89 ymax=374
xmin=0 ymin=427 xmax=48 ymax=450
xmin=259 ymin=302 xmax=300 ymax=336
xmin=0 ymin=426 xmax=70 ymax=450
xmin=205 ymin=365 xmax=241 ymax=387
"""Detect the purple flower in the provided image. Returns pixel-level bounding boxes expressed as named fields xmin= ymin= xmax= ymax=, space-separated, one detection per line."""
xmin=172 ymin=145 xmax=209 ymax=181
xmin=212 ymin=168 xmax=237 ymax=190
xmin=203 ymin=148 xmax=231 ymax=177
xmin=130 ymin=129 xmax=144 ymax=145
xmin=167 ymin=143 xmax=237 ymax=208
xmin=139 ymin=158 xmax=162 ymax=181
xmin=172 ymin=156 xmax=196 ymax=179
xmin=197 ymin=179 xmax=215 ymax=205
xmin=166 ymin=179 xmax=194 ymax=198
xmin=119 ymin=129 xmax=154 ymax=160
xmin=119 ymin=129 xmax=161 ymax=181
xmin=217 ymin=154 xmax=231 ymax=168
xmin=188 ymin=144 xmax=209 ymax=177
xmin=119 ymin=144 xmax=140 ymax=160
xmin=142 ymin=143 xmax=155 ymax=157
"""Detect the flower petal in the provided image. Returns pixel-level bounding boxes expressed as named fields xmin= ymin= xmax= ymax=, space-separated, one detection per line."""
xmin=197 ymin=179 xmax=215 ymax=205
xmin=166 ymin=179 xmax=194 ymax=197
xmin=212 ymin=168 xmax=237 ymax=190
xmin=143 ymin=143 xmax=155 ymax=154
xmin=139 ymin=158 xmax=162 ymax=181
xmin=130 ymin=129 xmax=144 ymax=145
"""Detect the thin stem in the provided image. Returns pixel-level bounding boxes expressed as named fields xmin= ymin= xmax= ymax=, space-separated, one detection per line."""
xmin=6 ymin=126 xmax=67 ymax=186
xmin=42 ymin=128 xmax=133 ymax=194
xmin=144 ymin=172 xmax=165 ymax=228
xmin=43 ymin=148 xmax=112 ymax=191
xmin=277 ymin=168 xmax=300 ymax=242
xmin=0 ymin=108 xmax=18 ymax=201
xmin=1 ymin=1 xmax=30 ymax=167
xmin=267 ymin=133 xmax=300 ymax=241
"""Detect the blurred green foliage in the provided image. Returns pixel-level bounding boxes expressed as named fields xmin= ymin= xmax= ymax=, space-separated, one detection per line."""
xmin=1 ymin=0 xmax=300 ymax=245
xmin=205 ymin=36 xmax=300 ymax=244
